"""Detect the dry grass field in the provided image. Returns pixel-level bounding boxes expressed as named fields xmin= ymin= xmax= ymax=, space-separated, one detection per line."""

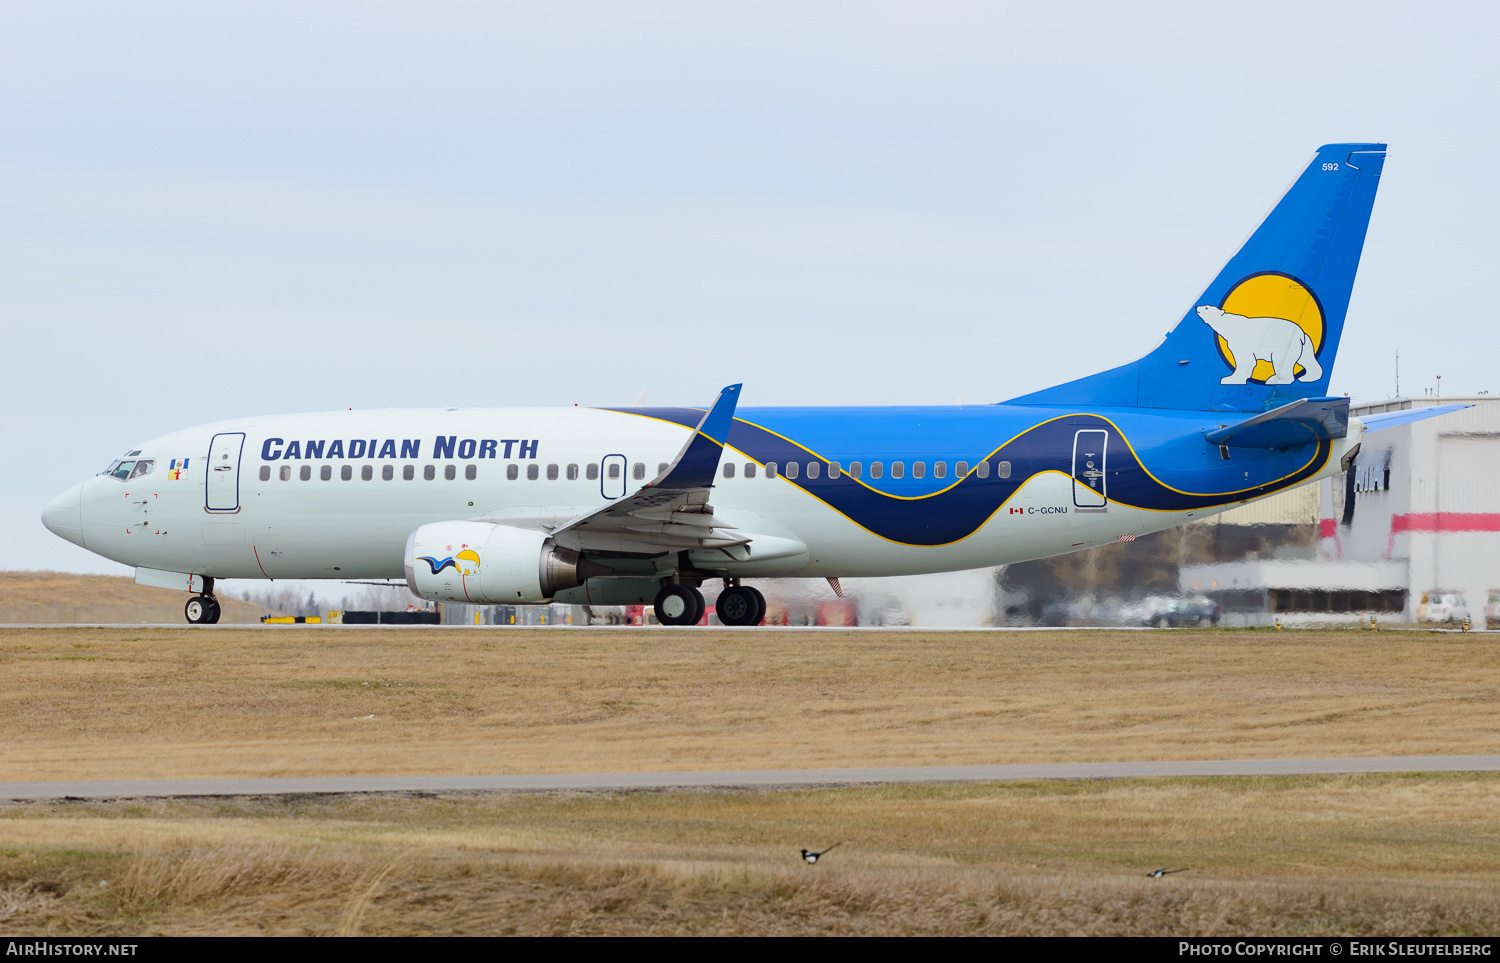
xmin=2 ymin=775 xmax=1498 ymax=935
xmin=0 ymin=572 xmax=270 ymax=624
xmin=0 ymin=626 xmax=1497 ymax=781
xmin=3 ymin=626 xmax=1499 ymax=936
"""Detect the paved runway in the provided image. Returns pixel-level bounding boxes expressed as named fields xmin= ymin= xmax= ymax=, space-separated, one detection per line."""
xmin=4 ymin=755 xmax=1499 ymax=801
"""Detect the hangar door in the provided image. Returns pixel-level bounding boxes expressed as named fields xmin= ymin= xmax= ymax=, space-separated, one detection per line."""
xmin=1437 ymin=436 xmax=1500 ymax=514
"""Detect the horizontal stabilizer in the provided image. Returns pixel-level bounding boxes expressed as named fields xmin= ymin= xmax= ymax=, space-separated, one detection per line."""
xmin=1205 ymin=397 xmax=1348 ymax=449
xmin=1359 ymin=404 xmax=1470 ymax=433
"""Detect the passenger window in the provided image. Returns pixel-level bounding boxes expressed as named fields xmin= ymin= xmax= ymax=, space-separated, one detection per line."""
xmin=657 ymin=462 xmax=669 ymax=476
xmin=911 ymin=462 xmax=925 ymax=479
xmin=128 ymin=460 xmax=154 ymax=479
xmin=933 ymin=462 xmax=946 ymax=479
xmin=382 ymin=465 xmax=394 ymax=481
xmin=320 ymin=465 xmax=332 ymax=481
xmin=997 ymin=460 xmax=1012 ymax=479
xmin=422 ymin=465 xmax=434 ymax=481
xmin=363 ymin=465 xmax=374 ymax=481
xmin=890 ymin=462 xmax=904 ymax=479
xmin=445 ymin=464 xmax=456 ymax=480
xmin=527 ymin=464 xmax=539 ymax=480
xmin=281 ymin=465 xmax=292 ymax=481
xmin=607 ymin=463 xmax=620 ymax=479
xmin=588 ymin=463 xmax=600 ymax=481
xmin=567 ymin=464 xmax=579 ymax=480
xmin=766 ymin=462 xmax=778 ymax=478
xmin=723 ymin=463 xmax=735 ymax=479
xmin=785 ymin=461 xmax=799 ymax=480
xmin=507 ymin=464 xmax=519 ymax=481
xmin=259 ymin=466 xmax=271 ymax=482
xmin=341 ymin=465 xmax=352 ymax=481
xmin=546 ymin=464 xmax=559 ymax=480
xmin=828 ymin=462 xmax=841 ymax=479
xmin=402 ymin=465 xmax=414 ymax=480
xmin=956 ymin=461 xmax=969 ymax=477
xmin=633 ymin=463 xmax=645 ymax=480
xmin=300 ymin=465 xmax=312 ymax=481
xmin=869 ymin=463 xmax=882 ymax=479
xmin=744 ymin=463 xmax=757 ymax=478
xmin=806 ymin=462 xmax=820 ymax=479
xmin=848 ymin=462 xmax=861 ymax=479
xmin=975 ymin=461 xmax=989 ymax=479
xmin=465 ymin=464 xmax=477 ymax=480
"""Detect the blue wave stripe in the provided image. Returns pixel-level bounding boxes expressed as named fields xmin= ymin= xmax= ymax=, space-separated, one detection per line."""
xmin=604 ymin=408 xmax=1329 ymax=546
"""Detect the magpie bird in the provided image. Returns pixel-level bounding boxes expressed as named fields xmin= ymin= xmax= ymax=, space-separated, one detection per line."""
xmin=801 ymin=843 xmax=840 ymax=864
xmin=1146 ymin=867 xmax=1188 ymax=877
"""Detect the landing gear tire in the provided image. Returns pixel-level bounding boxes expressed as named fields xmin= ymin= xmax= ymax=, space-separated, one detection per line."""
xmin=717 ymin=586 xmax=764 ymax=626
xmin=185 ymin=596 xmax=220 ymax=625
xmin=654 ymin=585 xmax=704 ymax=626
xmin=748 ymin=586 xmax=766 ymax=625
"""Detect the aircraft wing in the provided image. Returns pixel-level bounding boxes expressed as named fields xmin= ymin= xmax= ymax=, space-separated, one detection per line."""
xmin=548 ymin=384 xmax=748 ymax=555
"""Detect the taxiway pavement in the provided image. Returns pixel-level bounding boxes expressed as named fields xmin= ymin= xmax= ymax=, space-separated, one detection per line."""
xmin=3 ymin=755 xmax=1499 ymax=800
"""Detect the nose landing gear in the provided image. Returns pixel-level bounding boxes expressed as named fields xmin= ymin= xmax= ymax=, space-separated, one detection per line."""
xmin=185 ymin=595 xmax=221 ymax=625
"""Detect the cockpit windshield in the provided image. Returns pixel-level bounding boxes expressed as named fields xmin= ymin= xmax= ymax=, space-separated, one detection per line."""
xmin=103 ymin=458 xmax=154 ymax=481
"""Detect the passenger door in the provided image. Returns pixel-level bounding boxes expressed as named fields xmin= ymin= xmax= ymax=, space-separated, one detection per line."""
xmin=206 ymin=432 xmax=246 ymax=512
xmin=1071 ymin=429 xmax=1108 ymax=510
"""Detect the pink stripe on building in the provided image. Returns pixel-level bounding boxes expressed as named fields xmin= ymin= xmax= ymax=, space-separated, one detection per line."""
xmin=1390 ymin=513 xmax=1500 ymax=533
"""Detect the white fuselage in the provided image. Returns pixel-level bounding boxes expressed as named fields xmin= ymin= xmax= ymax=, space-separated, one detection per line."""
xmin=44 ymin=406 xmax=1361 ymax=587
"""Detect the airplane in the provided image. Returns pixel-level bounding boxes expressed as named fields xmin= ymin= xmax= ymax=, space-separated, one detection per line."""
xmin=40 ymin=142 xmax=1462 ymax=626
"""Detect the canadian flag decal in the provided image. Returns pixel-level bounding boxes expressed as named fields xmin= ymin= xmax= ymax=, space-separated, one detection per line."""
xmin=1009 ymin=507 xmax=1024 ymax=515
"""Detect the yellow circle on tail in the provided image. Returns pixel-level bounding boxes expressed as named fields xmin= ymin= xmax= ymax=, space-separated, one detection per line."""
xmin=1215 ymin=274 xmax=1324 ymax=383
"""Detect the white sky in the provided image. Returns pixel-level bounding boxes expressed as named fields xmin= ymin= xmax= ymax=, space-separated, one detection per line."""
xmin=4 ymin=1 xmax=1498 ymax=573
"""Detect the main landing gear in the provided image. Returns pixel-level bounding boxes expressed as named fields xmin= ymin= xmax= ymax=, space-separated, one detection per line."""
xmin=184 ymin=594 xmax=221 ymax=624
xmin=651 ymin=581 xmax=766 ymax=626
xmin=715 ymin=584 xmax=766 ymax=627
xmin=653 ymin=584 xmax=705 ymax=626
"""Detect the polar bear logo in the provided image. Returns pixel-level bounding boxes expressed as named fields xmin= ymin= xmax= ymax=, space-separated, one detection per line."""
xmin=1196 ymin=304 xmax=1323 ymax=385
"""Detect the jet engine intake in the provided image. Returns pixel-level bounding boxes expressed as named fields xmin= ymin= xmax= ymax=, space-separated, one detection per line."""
xmin=404 ymin=521 xmax=606 ymax=604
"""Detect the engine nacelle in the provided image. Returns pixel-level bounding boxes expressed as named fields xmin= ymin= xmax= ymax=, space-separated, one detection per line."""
xmin=403 ymin=521 xmax=592 ymax=604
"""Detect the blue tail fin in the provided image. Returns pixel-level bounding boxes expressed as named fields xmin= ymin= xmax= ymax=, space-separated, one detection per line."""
xmin=1009 ymin=143 xmax=1386 ymax=412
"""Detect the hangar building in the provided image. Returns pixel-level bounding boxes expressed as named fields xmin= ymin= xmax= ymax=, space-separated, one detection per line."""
xmin=1181 ymin=396 xmax=1500 ymax=626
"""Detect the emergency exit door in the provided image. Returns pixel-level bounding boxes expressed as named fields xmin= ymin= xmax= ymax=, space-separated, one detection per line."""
xmin=600 ymin=453 xmax=628 ymax=499
xmin=1071 ymin=429 xmax=1108 ymax=510
xmin=206 ymin=432 xmax=246 ymax=513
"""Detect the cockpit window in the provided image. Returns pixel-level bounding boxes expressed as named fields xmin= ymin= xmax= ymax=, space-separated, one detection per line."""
xmin=103 ymin=458 xmax=156 ymax=481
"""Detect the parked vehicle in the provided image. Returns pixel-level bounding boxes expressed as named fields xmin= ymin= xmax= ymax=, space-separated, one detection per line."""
xmin=1418 ymin=591 xmax=1470 ymax=624
xmin=1134 ymin=595 xmax=1221 ymax=628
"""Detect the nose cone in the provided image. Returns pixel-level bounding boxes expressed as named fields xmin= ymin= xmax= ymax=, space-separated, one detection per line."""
xmin=42 ymin=483 xmax=86 ymax=548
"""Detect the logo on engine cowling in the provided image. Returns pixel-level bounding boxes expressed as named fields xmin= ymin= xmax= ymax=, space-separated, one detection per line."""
xmin=418 ymin=548 xmax=481 ymax=576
